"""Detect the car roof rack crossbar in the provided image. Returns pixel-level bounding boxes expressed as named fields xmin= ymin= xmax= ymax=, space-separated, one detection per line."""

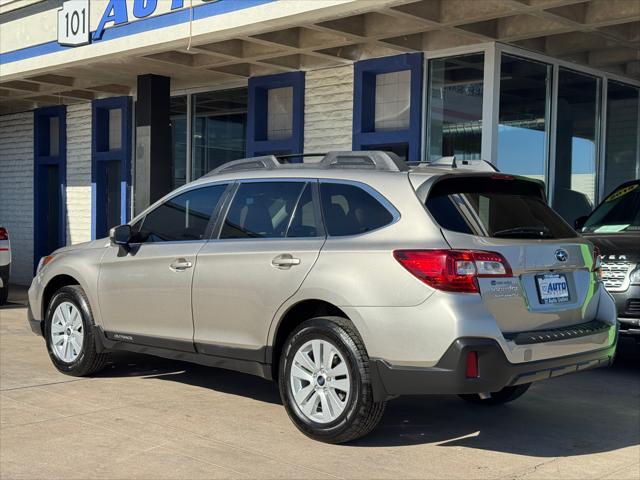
xmin=206 ymin=151 xmax=408 ymax=175
xmin=320 ymin=151 xmax=408 ymax=171
xmin=275 ymin=153 xmax=326 ymax=163
xmin=407 ymin=156 xmax=499 ymax=172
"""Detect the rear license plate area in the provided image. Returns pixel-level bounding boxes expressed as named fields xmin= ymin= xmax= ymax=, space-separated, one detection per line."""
xmin=535 ymin=273 xmax=570 ymax=304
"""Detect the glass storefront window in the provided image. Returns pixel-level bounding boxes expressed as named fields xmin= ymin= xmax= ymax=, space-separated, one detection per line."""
xmin=553 ymin=68 xmax=600 ymax=223
xmin=604 ymin=81 xmax=640 ymax=197
xmin=267 ymin=86 xmax=293 ymax=140
xmin=375 ymin=70 xmax=411 ymax=131
xmin=170 ymin=96 xmax=187 ymax=189
xmin=427 ymin=53 xmax=484 ymax=161
xmin=497 ymin=54 xmax=551 ymax=182
xmin=108 ymin=108 xmax=122 ymax=151
xmin=192 ymin=88 xmax=247 ymax=180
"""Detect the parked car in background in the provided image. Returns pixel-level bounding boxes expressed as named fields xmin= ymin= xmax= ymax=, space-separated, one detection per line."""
xmin=0 ymin=227 xmax=11 ymax=305
xmin=576 ymin=180 xmax=640 ymax=341
xmin=27 ymin=152 xmax=617 ymax=443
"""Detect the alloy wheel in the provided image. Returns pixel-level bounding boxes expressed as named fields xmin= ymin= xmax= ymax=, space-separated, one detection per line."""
xmin=50 ymin=301 xmax=84 ymax=363
xmin=290 ymin=339 xmax=351 ymax=424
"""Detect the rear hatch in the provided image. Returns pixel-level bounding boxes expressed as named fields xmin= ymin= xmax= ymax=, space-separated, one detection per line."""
xmin=417 ymin=173 xmax=599 ymax=333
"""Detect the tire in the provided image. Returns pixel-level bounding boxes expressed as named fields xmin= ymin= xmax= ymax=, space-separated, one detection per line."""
xmin=279 ymin=316 xmax=386 ymax=444
xmin=0 ymin=286 xmax=7 ymax=306
xmin=44 ymin=285 xmax=108 ymax=376
xmin=458 ymin=383 xmax=531 ymax=405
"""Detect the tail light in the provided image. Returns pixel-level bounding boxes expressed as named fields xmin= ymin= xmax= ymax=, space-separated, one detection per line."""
xmin=393 ymin=249 xmax=512 ymax=293
xmin=0 ymin=228 xmax=8 ymax=241
xmin=465 ymin=351 xmax=479 ymax=378
xmin=592 ymin=246 xmax=602 ymax=280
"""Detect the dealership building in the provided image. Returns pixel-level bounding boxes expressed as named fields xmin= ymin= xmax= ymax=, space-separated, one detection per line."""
xmin=0 ymin=0 xmax=639 ymax=285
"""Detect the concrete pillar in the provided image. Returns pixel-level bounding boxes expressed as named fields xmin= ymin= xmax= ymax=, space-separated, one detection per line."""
xmin=135 ymin=74 xmax=171 ymax=214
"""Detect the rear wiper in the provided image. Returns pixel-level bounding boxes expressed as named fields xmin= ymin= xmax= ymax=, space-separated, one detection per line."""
xmin=492 ymin=226 xmax=552 ymax=238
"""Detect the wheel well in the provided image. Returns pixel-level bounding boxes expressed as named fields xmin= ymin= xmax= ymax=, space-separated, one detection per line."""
xmin=271 ymin=299 xmax=348 ymax=380
xmin=42 ymin=274 xmax=79 ymax=317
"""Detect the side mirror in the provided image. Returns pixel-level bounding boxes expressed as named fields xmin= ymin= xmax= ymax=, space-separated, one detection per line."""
xmin=110 ymin=224 xmax=132 ymax=246
xmin=574 ymin=215 xmax=588 ymax=231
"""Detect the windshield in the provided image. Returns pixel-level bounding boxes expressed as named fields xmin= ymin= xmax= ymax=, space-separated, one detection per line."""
xmin=582 ymin=183 xmax=640 ymax=233
xmin=425 ymin=176 xmax=578 ymax=239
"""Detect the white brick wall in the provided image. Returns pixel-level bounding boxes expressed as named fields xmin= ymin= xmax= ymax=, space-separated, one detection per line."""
xmin=304 ymin=65 xmax=354 ymax=153
xmin=66 ymin=103 xmax=92 ymax=245
xmin=0 ymin=111 xmax=34 ymax=286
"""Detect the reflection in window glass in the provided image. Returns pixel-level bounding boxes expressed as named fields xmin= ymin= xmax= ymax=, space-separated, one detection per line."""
xmin=497 ymin=55 xmax=550 ymax=182
xmin=425 ymin=177 xmax=577 ymax=239
xmin=375 ymin=70 xmax=411 ymax=131
xmin=108 ymin=108 xmax=122 ymax=151
xmin=604 ymin=81 xmax=640 ymax=197
xmin=134 ymin=185 xmax=226 ymax=243
xmin=267 ymin=87 xmax=293 ymax=140
xmin=427 ymin=53 xmax=484 ymax=161
xmin=170 ymin=96 xmax=187 ymax=189
xmin=221 ymin=182 xmax=305 ymax=239
xmin=553 ymin=69 xmax=600 ymax=224
xmin=49 ymin=116 xmax=60 ymax=157
xmin=192 ymin=88 xmax=247 ymax=180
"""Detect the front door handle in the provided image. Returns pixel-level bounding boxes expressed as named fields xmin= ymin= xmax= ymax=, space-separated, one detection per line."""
xmin=169 ymin=258 xmax=193 ymax=271
xmin=272 ymin=254 xmax=301 ymax=269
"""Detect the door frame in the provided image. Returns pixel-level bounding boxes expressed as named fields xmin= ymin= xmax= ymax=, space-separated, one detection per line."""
xmin=91 ymin=96 xmax=132 ymax=239
xmin=33 ymin=105 xmax=67 ymax=272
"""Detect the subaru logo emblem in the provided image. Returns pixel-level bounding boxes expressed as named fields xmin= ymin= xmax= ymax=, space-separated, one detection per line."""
xmin=555 ymin=249 xmax=568 ymax=262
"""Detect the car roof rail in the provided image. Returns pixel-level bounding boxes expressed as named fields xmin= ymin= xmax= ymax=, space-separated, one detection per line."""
xmin=408 ymin=156 xmax=499 ymax=172
xmin=207 ymin=155 xmax=281 ymax=175
xmin=205 ymin=150 xmax=409 ymax=176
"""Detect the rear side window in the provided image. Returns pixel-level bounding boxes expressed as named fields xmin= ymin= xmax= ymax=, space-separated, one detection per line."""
xmin=220 ymin=181 xmax=313 ymax=239
xmin=426 ymin=176 xmax=577 ymax=239
xmin=132 ymin=184 xmax=226 ymax=242
xmin=320 ymin=182 xmax=394 ymax=236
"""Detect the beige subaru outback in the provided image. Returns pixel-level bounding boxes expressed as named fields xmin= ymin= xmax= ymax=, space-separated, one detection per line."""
xmin=28 ymin=151 xmax=617 ymax=443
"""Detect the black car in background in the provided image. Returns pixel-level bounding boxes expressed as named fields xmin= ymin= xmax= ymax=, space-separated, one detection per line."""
xmin=576 ymin=180 xmax=640 ymax=340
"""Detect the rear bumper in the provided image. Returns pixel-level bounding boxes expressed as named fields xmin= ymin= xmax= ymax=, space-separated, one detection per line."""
xmin=370 ymin=333 xmax=617 ymax=401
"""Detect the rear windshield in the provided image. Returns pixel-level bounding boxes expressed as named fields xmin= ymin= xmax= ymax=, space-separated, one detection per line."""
xmin=425 ymin=176 xmax=578 ymax=239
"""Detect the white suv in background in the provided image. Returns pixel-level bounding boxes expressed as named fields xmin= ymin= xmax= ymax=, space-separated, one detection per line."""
xmin=0 ymin=226 xmax=11 ymax=305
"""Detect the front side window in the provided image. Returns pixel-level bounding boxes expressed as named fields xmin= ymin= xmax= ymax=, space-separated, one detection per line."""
xmin=320 ymin=183 xmax=394 ymax=236
xmin=426 ymin=177 xmax=577 ymax=239
xmin=132 ymin=184 xmax=227 ymax=243
xmin=220 ymin=181 xmax=314 ymax=239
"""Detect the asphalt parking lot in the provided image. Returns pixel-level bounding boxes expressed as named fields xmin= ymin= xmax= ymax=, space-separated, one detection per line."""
xmin=1 ymin=287 xmax=638 ymax=480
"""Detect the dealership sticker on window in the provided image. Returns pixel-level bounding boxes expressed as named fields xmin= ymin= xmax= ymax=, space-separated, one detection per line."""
xmin=58 ymin=0 xmax=90 ymax=46
xmin=594 ymin=224 xmax=630 ymax=233
xmin=605 ymin=183 xmax=638 ymax=203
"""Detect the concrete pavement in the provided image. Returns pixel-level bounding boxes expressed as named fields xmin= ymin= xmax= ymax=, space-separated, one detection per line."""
xmin=1 ymin=286 xmax=639 ymax=479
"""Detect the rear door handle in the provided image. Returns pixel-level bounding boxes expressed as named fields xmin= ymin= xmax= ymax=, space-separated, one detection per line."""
xmin=272 ymin=254 xmax=301 ymax=268
xmin=169 ymin=258 xmax=193 ymax=271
